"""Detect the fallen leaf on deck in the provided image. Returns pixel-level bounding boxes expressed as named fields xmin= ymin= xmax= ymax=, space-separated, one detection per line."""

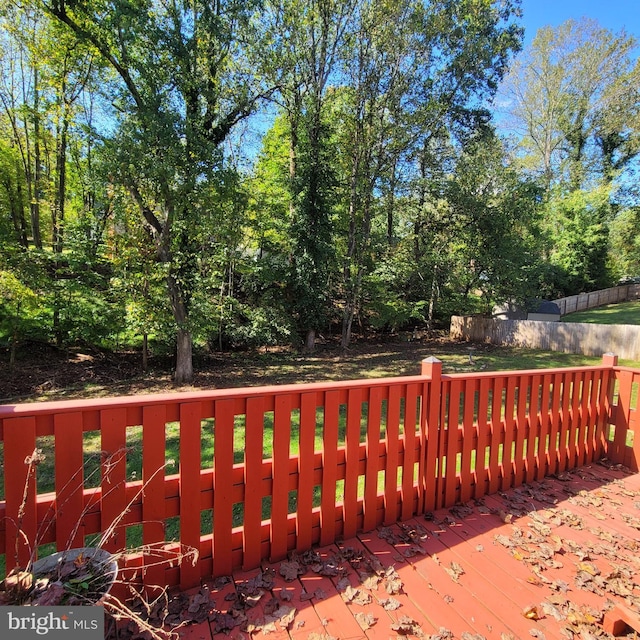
xmin=379 ymin=597 xmax=401 ymax=610
xmin=361 ymin=573 xmax=381 ymax=590
xmin=379 ymin=527 xmax=399 ymax=544
xmin=576 ymin=562 xmax=600 ymax=576
xmin=495 ymin=534 xmax=514 ymax=548
xmin=403 ymin=544 xmax=427 ymax=558
xmin=390 ymin=615 xmax=425 ymax=637
xmin=279 ymin=561 xmax=303 ymax=581
xmin=431 ymin=626 xmax=454 ymax=639
xmin=498 ymin=509 xmax=513 ymax=523
xmin=274 ymin=605 xmax=296 ymax=629
xmin=384 ymin=566 xmax=403 ymax=594
xmin=522 ymin=604 xmax=541 ymax=620
xmin=354 ymin=612 xmax=376 ymax=630
xmin=335 ymin=577 xmax=350 ymax=592
xmin=444 ymin=561 xmax=465 ymax=583
xmin=621 ymin=513 xmax=640 ymax=529
xmin=541 ymin=600 xmax=565 ymax=621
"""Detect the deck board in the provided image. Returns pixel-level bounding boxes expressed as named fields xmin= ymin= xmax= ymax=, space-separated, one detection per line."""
xmin=111 ymin=462 xmax=640 ymax=639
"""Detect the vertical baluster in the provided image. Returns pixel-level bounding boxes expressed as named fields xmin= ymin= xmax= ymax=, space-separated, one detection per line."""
xmin=180 ymin=402 xmax=202 ymax=589
xmin=100 ymin=408 xmax=127 ymax=553
xmin=320 ymin=390 xmax=339 ymax=546
xmin=244 ymin=396 xmax=264 ymax=568
xmin=54 ymin=412 xmax=84 ymax=550
xmin=270 ymin=394 xmax=291 ymax=561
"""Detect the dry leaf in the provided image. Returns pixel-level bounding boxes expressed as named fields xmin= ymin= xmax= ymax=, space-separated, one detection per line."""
xmin=354 ymin=612 xmax=376 ymax=630
xmin=391 ymin=615 xmax=425 ymax=637
xmin=522 ymin=604 xmax=541 ymax=620
xmin=274 ymin=605 xmax=296 ymax=629
xmin=380 ymin=597 xmax=401 ymax=610
xmin=279 ymin=561 xmax=302 ymax=581
xmin=444 ymin=561 xmax=465 ymax=583
xmin=495 ymin=534 xmax=514 ymax=548
xmin=576 ymin=562 xmax=600 ymax=576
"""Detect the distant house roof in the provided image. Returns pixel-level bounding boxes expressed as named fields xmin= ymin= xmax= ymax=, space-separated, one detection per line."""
xmin=530 ymin=300 xmax=561 ymax=315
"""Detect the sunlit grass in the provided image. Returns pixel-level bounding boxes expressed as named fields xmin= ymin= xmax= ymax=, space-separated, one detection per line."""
xmin=562 ymin=301 xmax=640 ymax=325
xmin=2 ymin=341 xmax=638 ymax=579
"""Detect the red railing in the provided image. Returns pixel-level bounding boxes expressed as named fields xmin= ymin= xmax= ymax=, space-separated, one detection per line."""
xmin=0 ymin=354 xmax=638 ymax=594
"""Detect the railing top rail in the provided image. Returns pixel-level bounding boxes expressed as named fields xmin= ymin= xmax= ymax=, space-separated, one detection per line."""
xmin=1 ymin=359 xmax=631 ymax=420
xmin=442 ymin=363 xmax=616 ymax=381
xmin=0 ymin=373 xmax=430 ymax=418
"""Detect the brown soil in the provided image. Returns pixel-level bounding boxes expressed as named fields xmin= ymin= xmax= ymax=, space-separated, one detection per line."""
xmin=0 ymin=332 xmax=473 ymax=404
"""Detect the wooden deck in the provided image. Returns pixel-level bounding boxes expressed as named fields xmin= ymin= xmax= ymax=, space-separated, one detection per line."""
xmin=111 ymin=461 xmax=640 ymax=640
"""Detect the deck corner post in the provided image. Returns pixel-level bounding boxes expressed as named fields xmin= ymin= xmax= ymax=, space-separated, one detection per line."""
xmin=602 ymin=352 xmax=618 ymax=367
xmin=421 ymin=356 xmax=442 ymax=378
xmin=420 ymin=357 xmax=442 ymax=513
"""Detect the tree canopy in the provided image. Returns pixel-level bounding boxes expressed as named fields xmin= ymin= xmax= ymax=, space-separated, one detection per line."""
xmin=1 ymin=2 xmax=638 ymax=382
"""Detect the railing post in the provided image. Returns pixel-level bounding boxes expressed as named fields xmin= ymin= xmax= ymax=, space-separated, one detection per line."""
xmin=421 ymin=357 xmax=442 ymax=513
xmin=596 ymin=353 xmax=618 ymax=460
xmin=602 ymin=353 xmax=638 ymax=471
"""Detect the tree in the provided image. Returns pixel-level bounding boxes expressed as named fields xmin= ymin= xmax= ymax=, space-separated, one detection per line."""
xmin=396 ymin=0 xmax=524 ymax=325
xmin=609 ymin=202 xmax=640 ymax=280
xmin=336 ymin=0 xmax=413 ymax=348
xmin=542 ymin=185 xmax=613 ymax=294
xmin=442 ymin=133 xmax=543 ymax=311
xmin=0 ymin=270 xmax=38 ymax=369
xmin=268 ymin=0 xmax=356 ymax=351
xmin=42 ymin=0 xmax=273 ymax=382
xmin=502 ymin=18 xmax=640 ymax=189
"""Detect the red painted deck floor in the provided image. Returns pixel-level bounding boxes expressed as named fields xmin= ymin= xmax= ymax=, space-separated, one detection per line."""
xmin=112 ymin=462 xmax=640 ymax=640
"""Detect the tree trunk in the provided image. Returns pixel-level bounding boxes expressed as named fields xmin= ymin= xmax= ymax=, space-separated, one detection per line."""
xmin=9 ymin=325 xmax=18 ymax=372
xmin=174 ymin=328 xmax=193 ymax=384
xmin=387 ymin=159 xmax=397 ymax=244
xmin=166 ymin=272 xmax=193 ymax=384
xmin=53 ymin=105 xmax=68 ymax=254
xmin=31 ymin=65 xmax=42 ymax=249
xmin=142 ymin=333 xmax=148 ymax=371
xmin=341 ymin=302 xmax=354 ymax=350
xmin=15 ymin=168 xmax=29 ymax=249
xmin=3 ymin=175 xmax=28 ymax=249
xmin=303 ymin=328 xmax=316 ymax=353
xmin=427 ymin=263 xmax=438 ymax=329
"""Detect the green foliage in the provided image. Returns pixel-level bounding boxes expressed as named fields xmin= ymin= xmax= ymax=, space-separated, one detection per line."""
xmin=543 ymin=186 xmax=614 ymax=294
xmin=1 ymin=0 xmax=637 ymax=373
xmin=608 ymin=203 xmax=640 ymax=280
xmin=0 ymin=270 xmax=38 ymax=342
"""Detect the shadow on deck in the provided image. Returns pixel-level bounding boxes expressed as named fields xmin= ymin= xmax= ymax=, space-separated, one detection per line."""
xmin=109 ymin=461 xmax=640 ymax=640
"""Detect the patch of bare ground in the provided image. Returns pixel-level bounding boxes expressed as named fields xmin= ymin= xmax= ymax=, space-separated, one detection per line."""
xmin=0 ymin=332 xmax=472 ymax=403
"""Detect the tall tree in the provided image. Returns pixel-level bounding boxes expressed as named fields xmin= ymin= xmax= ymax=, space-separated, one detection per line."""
xmin=42 ymin=0 xmax=272 ymax=382
xmin=337 ymin=0 xmax=412 ymax=349
xmin=269 ymin=0 xmax=356 ymax=351
xmin=502 ymin=18 xmax=640 ymax=188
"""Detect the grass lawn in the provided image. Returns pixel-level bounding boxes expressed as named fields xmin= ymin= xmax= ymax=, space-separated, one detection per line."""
xmin=562 ymin=300 xmax=640 ymax=325
xmin=2 ymin=337 xmax=638 ymax=577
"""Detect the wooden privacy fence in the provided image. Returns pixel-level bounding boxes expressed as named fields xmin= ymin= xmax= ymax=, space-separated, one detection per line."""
xmin=451 ymin=315 xmax=640 ymax=360
xmin=0 ymin=355 xmax=638 ymax=593
xmin=554 ymin=283 xmax=640 ymax=315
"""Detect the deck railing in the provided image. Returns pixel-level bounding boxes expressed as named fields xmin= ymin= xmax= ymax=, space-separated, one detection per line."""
xmin=0 ymin=354 xmax=638 ymax=594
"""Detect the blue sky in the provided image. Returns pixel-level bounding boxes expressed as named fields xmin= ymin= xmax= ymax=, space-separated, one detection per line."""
xmin=519 ymin=0 xmax=640 ymax=45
